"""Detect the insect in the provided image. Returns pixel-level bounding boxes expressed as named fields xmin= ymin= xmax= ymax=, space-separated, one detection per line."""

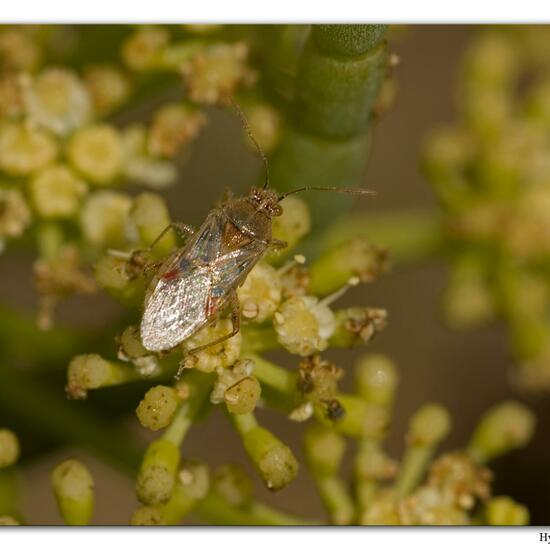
xmin=139 ymin=101 xmax=373 ymax=360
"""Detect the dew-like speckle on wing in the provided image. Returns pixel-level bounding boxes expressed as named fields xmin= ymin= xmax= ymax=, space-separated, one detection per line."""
xmin=140 ymin=267 xmax=211 ymax=351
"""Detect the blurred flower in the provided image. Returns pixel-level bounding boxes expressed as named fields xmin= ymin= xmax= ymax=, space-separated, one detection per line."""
xmin=68 ymin=124 xmax=123 ymax=184
xmin=0 ymin=188 xmax=31 ymax=239
xmin=0 ymin=28 xmax=40 ymax=71
xmin=29 ymin=164 xmax=87 ymax=219
xmin=80 ymin=190 xmax=132 ymax=248
xmin=122 ymin=26 xmax=169 ymax=71
xmin=0 ymin=122 xmax=58 ymax=176
xmin=148 ymin=103 xmax=206 ymax=158
xmin=84 ymin=65 xmax=131 ymax=114
xmin=22 ymin=68 xmax=92 ymax=135
xmin=180 ymin=42 xmax=256 ymax=104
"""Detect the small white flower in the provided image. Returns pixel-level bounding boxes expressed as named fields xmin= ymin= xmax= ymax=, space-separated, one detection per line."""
xmin=22 ymin=68 xmax=92 ymax=136
xmin=237 ymin=262 xmax=282 ymax=322
xmin=182 ymin=318 xmax=241 ymax=373
xmin=274 ymin=295 xmax=336 ymax=356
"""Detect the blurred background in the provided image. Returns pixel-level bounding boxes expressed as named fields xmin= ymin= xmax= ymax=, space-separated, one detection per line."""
xmin=1 ymin=25 xmax=549 ymax=525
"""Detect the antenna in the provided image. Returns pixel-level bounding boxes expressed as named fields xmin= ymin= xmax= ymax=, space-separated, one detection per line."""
xmin=278 ymin=186 xmax=376 ymax=201
xmin=228 ymin=97 xmax=270 ymax=190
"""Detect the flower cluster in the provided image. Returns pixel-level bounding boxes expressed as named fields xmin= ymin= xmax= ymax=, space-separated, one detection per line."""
xmin=423 ymin=26 xmax=550 ymax=392
xmin=63 ymin=191 xmax=390 ymax=517
xmin=0 ymin=24 xmax=265 ymax=329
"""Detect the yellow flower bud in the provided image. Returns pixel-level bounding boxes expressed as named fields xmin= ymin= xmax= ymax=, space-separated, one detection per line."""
xmin=22 ymin=68 xmax=92 ymax=135
xmin=0 ymin=122 xmax=58 ymax=176
xmin=271 ymin=196 xmax=311 ymax=253
xmin=29 ymin=164 xmax=87 ymax=219
xmin=80 ymin=190 xmax=132 ymax=248
xmin=122 ymin=26 xmax=169 ymax=71
xmin=68 ymin=124 xmax=123 ymax=184
xmin=136 ymin=385 xmax=180 ymax=431
xmin=84 ymin=65 xmax=130 ymax=114
xmin=51 ymin=459 xmax=94 ymax=525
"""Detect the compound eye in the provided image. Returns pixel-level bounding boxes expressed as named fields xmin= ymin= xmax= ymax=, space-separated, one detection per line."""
xmin=272 ymin=204 xmax=283 ymax=216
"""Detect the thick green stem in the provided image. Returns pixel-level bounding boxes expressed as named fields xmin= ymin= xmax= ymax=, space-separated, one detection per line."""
xmin=270 ymin=24 xmax=389 ymax=229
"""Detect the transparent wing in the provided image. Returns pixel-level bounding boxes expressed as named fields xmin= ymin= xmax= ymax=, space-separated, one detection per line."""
xmin=187 ymin=210 xmax=224 ymax=263
xmin=140 ymin=265 xmax=213 ymax=352
xmin=213 ymin=240 xmax=267 ymax=290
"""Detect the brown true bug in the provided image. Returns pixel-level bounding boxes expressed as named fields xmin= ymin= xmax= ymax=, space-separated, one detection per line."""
xmin=139 ymin=101 xmax=374 ymax=361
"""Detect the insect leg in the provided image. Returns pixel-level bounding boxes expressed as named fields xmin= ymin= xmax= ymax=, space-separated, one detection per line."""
xmin=176 ymin=291 xmax=241 ymax=378
xmin=149 ymin=222 xmax=195 ymax=252
xmin=269 ymin=238 xmax=288 ymax=251
xmin=187 ymin=291 xmax=241 ymax=355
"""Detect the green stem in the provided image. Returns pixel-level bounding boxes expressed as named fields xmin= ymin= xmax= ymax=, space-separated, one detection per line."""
xmin=393 ymin=446 xmax=433 ymax=499
xmin=319 ymin=209 xmax=442 ymax=265
xmin=196 ymin=491 xmax=317 ymax=525
xmin=162 ymin=371 xmax=213 ymax=446
xmin=270 ymin=25 xmax=389 ymax=229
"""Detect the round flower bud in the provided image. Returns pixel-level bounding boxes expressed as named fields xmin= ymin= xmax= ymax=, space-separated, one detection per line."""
xmin=118 ymin=325 xmax=148 ymax=360
xmin=274 ymin=295 xmax=335 ymax=356
xmin=355 ymin=354 xmax=399 ymax=407
xmin=242 ymin=426 xmax=298 ymax=491
xmin=224 ymin=376 xmax=261 ymax=415
xmin=408 ymin=404 xmax=451 ymax=447
xmin=177 ymin=460 xmax=210 ymax=501
xmin=309 ymin=238 xmax=389 ymax=296
xmin=271 ymin=196 xmax=311 ymax=253
xmin=122 ymin=26 xmax=169 ymax=71
xmin=136 ymin=439 xmax=179 ymax=505
xmin=244 ymin=102 xmax=281 ymax=153
xmin=80 ymin=190 xmax=132 ymax=248
xmin=486 ymin=496 xmax=529 ymax=526
xmin=212 ymin=464 xmax=253 ymax=508
xmin=131 ymin=505 xmax=164 ymax=526
xmin=68 ymin=124 xmax=123 ymax=184
xmin=29 ymin=164 xmax=87 ymax=219
xmin=0 ymin=29 xmax=40 ymax=71
xmin=468 ymin=401 xmax=535 ymax=463
xmin=210 ymin=358 xmax=254 ymax=403
xmin=51 ymin=459 xmax=94 ymax=525
xmin=237 ymin=262 xmax=282 ymax=322
xmin=0 ymin=428 xmax=20 ymax=468
xmin=304 ymin=425 xmax=345 ymax=477
xmin=23 ymin=68 xmax=92 ymax=136
xmin=0 ymin=123 xmax=58 ymax=176
xmin=130 ymin=192 xmax=174 ymax=254
xmin=84 ymin=65 xmax=130 ymax=115
xmin=0 ymin=188 xmax=31 ymax=238
xmin=182 ymin=318 xmax=241 ymax=373
xmin=136 ymin=385 xmax=180 ymax=431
